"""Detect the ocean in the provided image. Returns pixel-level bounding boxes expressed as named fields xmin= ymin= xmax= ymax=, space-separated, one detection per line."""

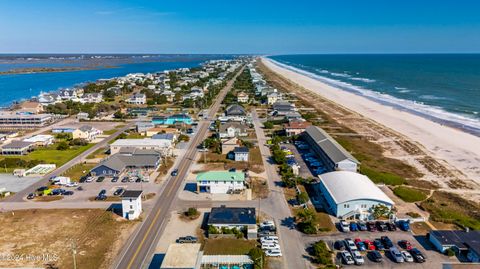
xmin=0 ymin=54 xmax=231 ymax=107
xmin=269 ymin=54 xmax=480 ymax=135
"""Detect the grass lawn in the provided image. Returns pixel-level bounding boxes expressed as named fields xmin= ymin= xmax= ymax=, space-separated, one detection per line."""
xmin=103 ymin=128 xmax=119 ymax=135
xmin=61 ymin=163 xmax=95 ymax=181
xmin=0 ymin=143 xmax=94 ymax=168
xmin=410 ymin=222 xmax=432 ymax=235
xmin=203 ymin=238 xmax=257 ymax=255
xmin=393 ymin=186 xmax=429 ymax=202
xmin=420 ymin=191 xmax=480 ymax=230
xmin=125 ymin=132 xmax=144 ymax=139
xmin=249 ymin=147 xmax=265 ymax=173
xmin=86 ymin=147 xmax=108 ymax=159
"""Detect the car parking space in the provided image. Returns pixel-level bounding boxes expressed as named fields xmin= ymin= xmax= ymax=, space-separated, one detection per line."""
xmin=314 ymin=229 xmax=450 ymax=268
xmin=282 ymin=143 xmax=315 ymax=179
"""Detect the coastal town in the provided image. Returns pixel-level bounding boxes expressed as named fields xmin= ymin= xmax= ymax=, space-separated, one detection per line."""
xmin=0 ymin=55 xmax=479 ymax=269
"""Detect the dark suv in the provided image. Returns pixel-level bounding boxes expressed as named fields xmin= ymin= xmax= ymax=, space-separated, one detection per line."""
xmin=177 ymin=236 xmax=198 ymax=243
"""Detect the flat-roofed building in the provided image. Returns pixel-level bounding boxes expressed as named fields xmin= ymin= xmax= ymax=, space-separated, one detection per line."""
xmin=23 ymin=134 xmax=54 ymax=146
xmin=0 ymin=113 xmax=53 ymax=128
xmin=429 ymin=230 xmax=480 ymax=262
xmin=208 ymin=206 xmax=257 ymax=239
xmin=303 ymin=126 xmax=359 ymax=172
xmin=110 ymin=138 xmax=172 ymax=155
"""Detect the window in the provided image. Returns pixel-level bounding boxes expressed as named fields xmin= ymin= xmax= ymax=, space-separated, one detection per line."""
xmin=130 ymin=199 xmax=132 ymax=202
xmin=130 ymin=205 xmax=133 ymax=209
xmin=344 ymin=204 xmax=350 ymax=209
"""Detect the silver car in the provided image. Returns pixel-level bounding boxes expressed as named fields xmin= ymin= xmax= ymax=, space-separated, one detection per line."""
xmin=390 ymin=247 xmax=405 ymax=263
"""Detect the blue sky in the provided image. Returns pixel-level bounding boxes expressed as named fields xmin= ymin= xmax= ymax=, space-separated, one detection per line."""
xmin=1 ymin=0 xmax=479 ymax=54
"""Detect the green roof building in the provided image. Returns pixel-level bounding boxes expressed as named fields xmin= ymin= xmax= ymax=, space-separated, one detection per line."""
xmin=196 ymin=171 xmax=245 ymax=194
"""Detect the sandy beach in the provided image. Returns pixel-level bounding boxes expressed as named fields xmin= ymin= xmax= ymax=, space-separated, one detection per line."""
xmin=262 ymin=57 xmax=480 ymax=185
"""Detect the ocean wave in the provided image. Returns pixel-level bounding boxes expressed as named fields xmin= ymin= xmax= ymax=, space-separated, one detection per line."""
xmin=329 ymin=72 xmax=352 ymax=78
xmin=349 ymin=77 xmax=376 ymax=83
xmin=419 ymin=95 xmax=450 ymax=101
xmin=268 ymin=58 xmax=480 ymax=133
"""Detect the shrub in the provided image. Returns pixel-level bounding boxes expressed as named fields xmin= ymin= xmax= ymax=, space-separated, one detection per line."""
xmin=263 ymin=121 xmax=274 ymax=129
xmin=208 ymin=225 xmax=219 ymax=234
xmin=297 ymin=191 xmax=309 ymax=204
xmin=298 ymin=221 xmax=317 ymax=234
xmin=360 ymin=166 xmax=405 ymax=186
xmin=56 ymin=141 xmax=69 ymax=150
xmin=69 ymin=138 xmax=88 ymax=146
xmin=311 ymin=240 xmax=333 ymax=265
xmin=445 ymin=248 xmax=456 ymax=257
xmin=248 ymin=248 xmax=265 ymax=269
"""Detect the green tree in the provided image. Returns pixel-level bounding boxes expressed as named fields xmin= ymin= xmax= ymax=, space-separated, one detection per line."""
xmin=56 ymin=141 xmax=69 ymax=150
xmin=248 ymin=248 xmax=265 ymax=269
xmin=297 ymin=191 xmax=309 ymax=204
xmin=263 ymin=121 xmax=274 ymax=129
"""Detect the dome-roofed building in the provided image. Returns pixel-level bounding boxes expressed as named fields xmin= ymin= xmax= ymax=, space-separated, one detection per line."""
xmin=317 ymin=171 xmax=394 ymax=220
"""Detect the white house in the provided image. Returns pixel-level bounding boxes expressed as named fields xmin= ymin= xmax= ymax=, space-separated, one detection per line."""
xmin=80 ymin=93 xmax=103 ymax=103
xmin=267 ymin=92 xmax=279 ymax=105
xmin=237 ymin=92 xmax=249 ymax=103
xmin=127 ymin=93 xmax=146 ymax=105
xmin=316 ymin=171 xmax=394 ymax=220
xmin=196 ymin=171 xmax=245 ymax=194
xmin=121 ymin=190 xmax=143 ymax=220
xmin=218 ymin=122 xmax=247 ymax=139
xmin=233 ymin=147 xmax=249 ymax=162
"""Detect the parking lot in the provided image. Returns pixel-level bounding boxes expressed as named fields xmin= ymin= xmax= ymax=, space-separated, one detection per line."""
xmin=304 ymin=227 xmax=451 ymax=268
xmin=27 ymin=176 xmax=162 ymax=203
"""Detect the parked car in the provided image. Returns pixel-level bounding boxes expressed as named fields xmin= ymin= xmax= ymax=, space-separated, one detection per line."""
xmin=340 ymin=220 xmax=350 ymax=232
xmin=398 ymin=240 xmax=413 ymax=250
xmin=367 ymin=221 xmax=377 ymax=232
xmin=376 ymin=221 xmax=387 ymax=232
xmin=111 ymin=177 xmax=119 ymax=183
xmin=373 ymin=239 xmax=385 ymax=251
xmin=334 ymin=240 xmax=347 ymax=251
xmin=368 ymin=250 xmax=383 ymax=262
xmin=386 ymin=222 xmax=397 ymax=231
xmin=171 ymin=169 xmax=179 ymax=176
xmin=397 ymin=220 xmax=411 ymax=231
xmin=85 ymin=176 xmax=94 ymax=183
xmin=410 ymin=248 xmax=426 ymax=263
xmin=402 ymin=251 xmax=414 ymax=262
xmin=351 ymin=250 xmax=365 ymax=265
xmin=95 ymin=195 xmax=107 ymax=200
xmin=354 ymin=238 xmax=366 ymax=251
xmin=364 ymin=240 xmax=376 ymax=251
xmin=357 ymin=221 xmax=368 ymax=231
xmin=340 ymin=251 xmax=354 ymax=265
xmin=260 ymin=238 xmax=278 ymax=244
xmin=121 ymin=176 xmax=129 ymax=183
xmin=389 ymin=247 xmax=405 ymax=263
xmin=96 ymin=176 xmax=105 ymax=182
xmin=65 ymin=182 xmax=78 ymax=187
xmin=261 ymin=243 xmax=280 ymax=250
xmin=27 ymin=193 xmax=35 ymax=199
xmin=177 ymin=236 xmax=198 ymax=243
xmin=265 ymin=249 xmax=282 ymax=257
xmin=381 ymin=236 xmax=394 ymax=249
xmin=99 ymin=189 xmax=106 ymax=196
xmin=37 ymin=186 xmax=48 ymax=192
xmin=114 ymin=188 xmax=125 ymax=196
xmin=63 ymin=190 xmax=74 ymax=195
xmin=76 ymin=186 xmax=84 ymax=191
xmin=344 ymin=238 xmax=357 ymax=252
xmin=349 ymin=222 xmax=358 ymax=232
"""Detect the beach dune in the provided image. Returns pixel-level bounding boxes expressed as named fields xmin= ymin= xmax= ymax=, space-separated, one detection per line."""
xmin=262 ymin=57 xmax=480 ymax=184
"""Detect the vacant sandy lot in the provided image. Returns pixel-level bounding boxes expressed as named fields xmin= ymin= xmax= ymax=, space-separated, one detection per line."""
xmin=0 ymin=209 xmax=137 ymax=269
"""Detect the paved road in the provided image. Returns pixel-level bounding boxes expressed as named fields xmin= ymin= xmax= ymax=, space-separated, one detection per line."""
xmin=251 ymin=109 xmax=313 ymax=269
xmin=112 ymin=67 xmax=244 ymax=269
xmin=4 ymin=122 xmax=134 ymax=202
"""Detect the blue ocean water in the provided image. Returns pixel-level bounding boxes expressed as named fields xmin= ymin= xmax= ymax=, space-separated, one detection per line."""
xmin=269 ymin=54 xmax=480 ymax=134
xmin=0 ymin=56 xmax=228 ymax=107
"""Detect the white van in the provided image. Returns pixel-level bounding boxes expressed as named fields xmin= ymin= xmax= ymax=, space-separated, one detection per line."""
xmin=266 ymin=249 xmax=282 ymax=257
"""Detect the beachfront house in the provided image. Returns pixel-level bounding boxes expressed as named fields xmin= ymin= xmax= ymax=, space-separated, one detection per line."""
xmin=196 ymin=171 xmax=246 ymax=194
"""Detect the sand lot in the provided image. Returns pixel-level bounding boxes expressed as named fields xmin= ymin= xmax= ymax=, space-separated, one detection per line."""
xmin=0 ymin=209 xmax=137 ymax=269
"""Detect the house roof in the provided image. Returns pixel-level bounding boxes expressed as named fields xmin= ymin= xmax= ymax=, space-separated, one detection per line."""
xmin=93 ymin=149 xmax=161 ymax=173
xmin=305 ymin=126 xmax=359 ymax=164
xmin=208 ymin=206 xmax=256 ymax=225
xmin=196 ymin=171 xmax=245 ymax=182
xmin=234 ymin=147 xmax=249 ymax=153
xmin=319 ymin=171 xmax=394 ymax=205
xmin=78 ymin=125 xmax=95 ymax=132
xmin=225 ymin=104 xmax=246 ymax=116
xmin=152 ymin=133 xmax=175 ymax=140
xmin=2 ymin=140 xmax=33 ymax=149
xmin=122 ymin=190 xmax=143 ymax=198
xmin=284 ymin=121 xmax=311 ymax=129
xmin=23 ymin=134 xmax=53 ymax=143
xmin=430 ymin=230 xmax=480 ymax=252
xmin=219 ymin=122 xmax=247 ymax=133
xmin=111 ymin=138 xmax=170 ymax=148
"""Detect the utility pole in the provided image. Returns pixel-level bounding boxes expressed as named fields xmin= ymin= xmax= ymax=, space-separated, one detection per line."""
xmin=70 ymin=239 xmax=77 ymax=269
